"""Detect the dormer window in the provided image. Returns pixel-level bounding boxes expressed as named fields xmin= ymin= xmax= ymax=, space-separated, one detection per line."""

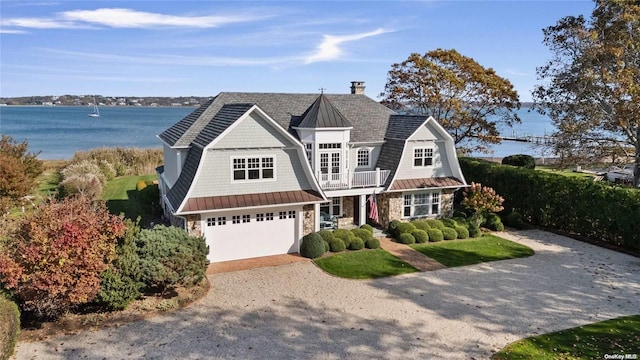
xmin=413 ymin=147 xmax=433 ymax=167
xmin=357 ymin=148 xmax=370 ymax=167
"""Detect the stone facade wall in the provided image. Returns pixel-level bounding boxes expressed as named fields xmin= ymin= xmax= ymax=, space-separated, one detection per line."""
xmin=186 ymin=214 xmax=202 ymax=237
xmin=440 ymin=190 xmax=455 ymax=218
xmin=338 ymin=196 xmax=354 ymax=228
xmin=302 ymin=204 xmax=315 ymax=235
xmin=377 ymin=192 xmax=403 ymax=227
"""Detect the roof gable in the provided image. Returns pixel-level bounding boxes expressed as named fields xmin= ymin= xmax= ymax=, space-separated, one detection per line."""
xmin=297 ymin=94 xmax=352 ymax=128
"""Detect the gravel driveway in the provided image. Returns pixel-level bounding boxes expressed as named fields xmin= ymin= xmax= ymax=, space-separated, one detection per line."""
xmin=15 ymin=230 xmax=640 ymax=359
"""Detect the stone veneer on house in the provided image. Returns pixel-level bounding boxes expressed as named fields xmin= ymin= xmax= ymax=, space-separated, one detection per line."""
xmin=302 ymin=204 xmax=315 ymax=235
xmin=186 ymin=214 xmax=202 ymax=237
xmin=338 ymin=196 xmax=355 ymax=228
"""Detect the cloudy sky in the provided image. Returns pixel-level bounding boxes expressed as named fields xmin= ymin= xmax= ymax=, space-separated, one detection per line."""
xmin=0 ymin=1 xmax=594 ymax=101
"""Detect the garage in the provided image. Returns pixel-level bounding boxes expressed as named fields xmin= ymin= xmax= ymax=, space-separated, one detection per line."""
xmin=202 ymin=206 xmax=301 ymax=263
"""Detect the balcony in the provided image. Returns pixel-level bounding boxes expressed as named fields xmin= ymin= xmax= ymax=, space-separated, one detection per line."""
xmin=317 ymin=168 xmax=391 ymax=190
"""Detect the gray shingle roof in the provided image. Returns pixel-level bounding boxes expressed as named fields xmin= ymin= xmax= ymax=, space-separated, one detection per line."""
xmin=375 ymin=139 xmax=406 ymax=187
xmin=385 ymin=115 xmax=429 ymax=140
xmin=158 ymin=92 xmax=395 ymax=147
xmin=297 ymin=94 xmax=352 ymax=128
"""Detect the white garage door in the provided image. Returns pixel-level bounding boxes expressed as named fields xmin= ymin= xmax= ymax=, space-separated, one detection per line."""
xmin=203 ymin=207 xmax=300 ymax=263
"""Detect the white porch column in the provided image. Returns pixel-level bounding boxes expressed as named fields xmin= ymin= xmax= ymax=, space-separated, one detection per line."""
xmin=314 ymin=203 xmax=321 ymax=232
xmin=375 ymin=167 xmax=381 ymax=186
xmin=359 ymin=194 xmax=367 ymax=226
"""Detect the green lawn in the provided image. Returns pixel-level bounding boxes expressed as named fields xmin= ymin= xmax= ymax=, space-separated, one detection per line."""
xmin=411 ymin=235 xmax=534 ymax=267
xmin=493 ymin=315 xmax=640 ymax=360
xmin=536 ymin=166 xmax=595 ymax=179
xmin=314 ymin=249 xmax=419 ymax=279
xmin=102 ymin=174 xmax=158 ymax=225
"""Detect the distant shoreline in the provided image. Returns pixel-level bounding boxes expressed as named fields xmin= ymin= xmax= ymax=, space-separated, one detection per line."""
xmin=0 ymin=104 xmax=199 ymax=108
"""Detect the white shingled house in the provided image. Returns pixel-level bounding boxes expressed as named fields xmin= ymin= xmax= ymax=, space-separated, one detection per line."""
xmin=157 ymin=81 xmax=467 ymax=263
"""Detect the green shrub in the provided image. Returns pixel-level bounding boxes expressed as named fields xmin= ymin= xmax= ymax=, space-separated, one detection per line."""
xmin=442 ymin=227 xmax=458 ymax=240
xmin=365 ymin=238 xmax=380 ymax=249
xmin=328 ymin=237 xmax=346 ymax=252
xmin=324 ymin=241 xmax=330 ymax=252
xmin=454 ymin=225 xmax=469 ymax=239
xmin=388 ymin=220 xmax=401 ymax=235
xmin=469 ymin=225 xmax=482 ymax=238
xmin=502 ymin=154 xmax=535 ymax=169
xmin=351 ymin=228 xmax=373 ymax=242
xmin=441 ymin=218 xmax=457 ymax=228
xmin=425 ymin=219 xmax=445 ymax=230
xmin=360 ymin=224 xmax=374 ymax=234
xmin=485 ymin=213 xmax=505 ymax=231
xmin=411 ymin=220 xmax=431 ymax=231
xmin=94 ymin=219 xmax=143 ymax=311
xmin=394 ymin=222 xmax=416 ymax=237
xmin=332 ymin=229 xmax=354 ymax=247
xmin=98 ymin=159 xmax=117 ymax=181
xmin=504 ymin=211 xmax=526 ymax=229
xmin=137 ymin=225 xmax=209 ymax=293
xmin=0 ymin=298 xmax=19 ymax=360
xmin=427 ymin=228 xmax=444 ymax=242
xmin=349 ymin=237 xmax=365 ymax=250
xmin=300 ymin=232 xmax=326 ymax=259
xmin=317 ymin=230 xmax=334 ymax=242
xmin=411 ymin=229 xmax=429 ymax=243
xmin=398 ymin=233 xmax=416 ymax=244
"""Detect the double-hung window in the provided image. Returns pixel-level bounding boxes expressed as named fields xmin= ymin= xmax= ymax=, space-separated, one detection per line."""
xmin=357 ymin=148 xmax=370 ymax=167
xmin=413 ymin=147 xmax=433 ymax=167
xmin=403 ymin=192 xmax=440 ymax=218
xmin=233 ymin=156 xmax=275 ymax=181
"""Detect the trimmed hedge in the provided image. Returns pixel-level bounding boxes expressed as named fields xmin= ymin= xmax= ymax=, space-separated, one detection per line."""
xmin=425 ymin=219 xmax=445 ymax=230
xmin=412 ymin=229 xmax=429 ymax=243
xmin=0 ymin=297 xmax=19 ymax=360
xmin=395 ymin=222 xmax=416 ymax=237
xmin=442 ymin=227 xmax=458 ymax=240
xmin=502 ymin=154 xmax=535 ymax=169
xmin=441 ymin=218 xmax=457 ymax=228
xmin=300 ymin=233 xmax=326 ymax=259
xmin=351 ymin=228 xmax=373 ymax=242
xmin=332 ymin=229 xmax=354 ymax=248
xmin=454 ymin=225 xmax=469 ymax=239
xmin=329 ymin=237 xmax=346 ymax=252
xmin=411 ymin=220 xmax=431 ymax=231
xmin=398 ymin=233 xmax=416 ymax=244
xmin=460 ymin=157 xmax=640 ymax=252
xmin=317 ymin=230 xmax=334 ymax=242
xmin=427 ymin=228 xmax=444 ymax=242
xmin=469 ymin=225 xmax=482 ymax=238
xmin=484 ymin=213 xmax=505 ymax=231
xmin=503 ymin=211 xmax=526 ymax=229
xmin=360 ymin=224 xmax=374 ymax=234
xmin=365 ymin=238 xmax=380 ymax=249
xmin=349 ymin=237 xmax=365 ymax=250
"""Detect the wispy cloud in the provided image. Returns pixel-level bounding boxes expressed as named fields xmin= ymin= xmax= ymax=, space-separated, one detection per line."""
xmin=304 ymin=28 xmax=392 ymax=64
xmin=504 ymin=69 xmax=533 ymax=77
xmin=0 ymin=7 xmax=273 ymax=32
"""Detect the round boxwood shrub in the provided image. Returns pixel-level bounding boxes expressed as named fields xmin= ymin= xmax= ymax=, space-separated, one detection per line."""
xmin=349 ymin=237 xmax=365 ymax=250
xmin=427 ymin=228 xmax=444 ymax=242
xmin=454 ymin=225 xmax=469 ymax=239
xmin=502 ymin=154 xmax=535 ymax=169
xmin=398 ymin=233 xmax=416 ymax=244
xmin=317 ymin=230 xmax=334 ymax=242
xmin=485 ymin=213 xmax=505 ymax=231
xmin=360 ymin=224 xmax=374 ymax=234
xmin=0 ymin=297 xmax=20 ymax=360
xmin=441 ymin=218 xmax=457 ymax=228
xmin=469 ymin=225 xmax=482 ymax=238
xmin=351 ymin=228 xmax=373 ymax=242
xmin=425 ymin=219 xmax=445 ymax=230
xmin=411 ymin=220 xmax=430 ymax=232
xmin=452 ymin=217 xmax=469 ymax=228
xmin=328 ymin=237 xmax=346 ymax=252
xmin=365 ymin=238 xmax=380 ymax=249
xmin=442 ymin=227 xmax=458 ymax=240
xmin=300 ymin=232 xmax=326 ymax=259
xmin=388 ymin=219 xmax=401 ymax=234
xmin=395 ymin=222 xmax=416 ymax=237
xmin=411 ymin=229 xmax=429 ymax=243
xmin=332 ymin=229 xmax=354 ymax=248
xmin=504 ymin=211 xmax=526 ymax=229
xmin=324 ymin=241 xmax=330 ymax=252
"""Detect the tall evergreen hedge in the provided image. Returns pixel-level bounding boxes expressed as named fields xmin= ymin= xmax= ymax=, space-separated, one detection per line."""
xmin=459 ymin=157 xmax=640 ymax=252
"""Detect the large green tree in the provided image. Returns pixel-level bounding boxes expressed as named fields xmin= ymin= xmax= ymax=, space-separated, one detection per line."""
xmin=533 ymin=0 xmax=640 ymax=186
xmin=380 ymin=49 xmax=521 ymax=152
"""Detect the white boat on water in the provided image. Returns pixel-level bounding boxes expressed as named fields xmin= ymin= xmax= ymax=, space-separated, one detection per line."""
xmin=88 ymin=97 xmax=100 ymax=117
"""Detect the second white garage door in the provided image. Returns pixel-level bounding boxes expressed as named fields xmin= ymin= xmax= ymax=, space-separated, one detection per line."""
xmin=203 ymin=206 xmax=300 ymax=263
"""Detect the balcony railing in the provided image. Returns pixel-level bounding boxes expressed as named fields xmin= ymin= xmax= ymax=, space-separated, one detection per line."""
xmin=317 ymin=168 xmax=390 ymax=190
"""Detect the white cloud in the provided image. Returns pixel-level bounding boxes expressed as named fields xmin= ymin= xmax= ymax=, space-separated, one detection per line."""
xmin=0 ymin=7 xmax=272 ymax=32
xmin=304 ymin=28 xmax=392 ymax=64
xmin=59 ymin=8 xmax=270 ymax=28
xmin=504 ymin=69 xmax=533 ymax=77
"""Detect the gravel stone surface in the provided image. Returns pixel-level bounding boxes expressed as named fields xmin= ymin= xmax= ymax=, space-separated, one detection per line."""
xmin=14 ymin=230 xmax=640 ymax=359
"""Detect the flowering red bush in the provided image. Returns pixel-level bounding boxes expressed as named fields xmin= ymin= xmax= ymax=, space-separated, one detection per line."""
xmin=0 ymin=197 xmax=125 ymax=318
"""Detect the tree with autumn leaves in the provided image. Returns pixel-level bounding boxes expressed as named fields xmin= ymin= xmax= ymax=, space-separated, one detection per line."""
xmin=0 ymin=135 xmax=43 ymax=214
xmin=380 ymin=49 xmax=521 ymax=153
xmin=0 ymin=197 xmax=126 ymax=318
xmin=533 ymin=0 xmax=640 ymax=186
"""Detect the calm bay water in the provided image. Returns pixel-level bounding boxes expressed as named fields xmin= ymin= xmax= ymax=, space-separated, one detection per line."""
xmin=0 ymin=105 xmax=554 ymax=160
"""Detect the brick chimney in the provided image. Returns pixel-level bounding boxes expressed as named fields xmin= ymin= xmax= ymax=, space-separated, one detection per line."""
xmin=350 ymin=81 xmax=365 ymax=95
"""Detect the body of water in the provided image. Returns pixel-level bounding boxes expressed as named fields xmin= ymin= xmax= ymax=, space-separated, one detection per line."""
xmin=0 ymin=106 xmax=554 ymax=160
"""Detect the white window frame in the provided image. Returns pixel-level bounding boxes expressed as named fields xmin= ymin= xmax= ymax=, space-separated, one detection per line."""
xmin=413 ymin=147 xmax=434 ymax=167
xmin=402 ymin=191 xmax=441 ymax=218
xmin=320 ymin=197 xmax=342 ymax=217
xmin=305 ymin=143 xmax=313 ymax=164
xmin=231 ymin=155 xmax=275 ymax=182
xmin=357 ymin=148 xmax=370 ymax=167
